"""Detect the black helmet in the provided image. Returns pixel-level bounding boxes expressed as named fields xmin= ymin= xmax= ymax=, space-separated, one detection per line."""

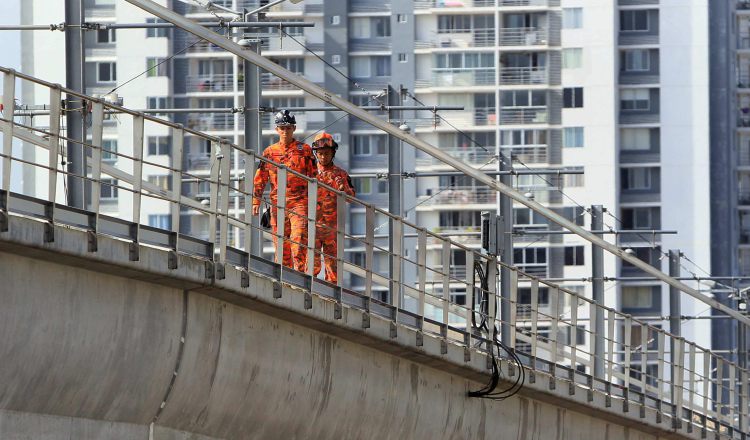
xmin=274 ymin=109 xmax=296 ymax=126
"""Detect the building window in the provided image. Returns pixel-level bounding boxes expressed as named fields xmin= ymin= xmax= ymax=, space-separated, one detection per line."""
xmin=148 ymin=214 xmax=172 ymax=230
xmin=374 ymin=56 xmax=391 ymax=76
xmin=563 ymin=127 xmax=584 ymax=148
xmin=353 ymin=177 xmax=372 ymax=194
xmin=397 ymin=14 xmax=408 ymax=23
xmin=622 ymin=49 xmax=650 ymax=72
xmin=621 ymin=167 xmax=653 ymax=190
xmin=331 ymin=54 xmax=341 ymax=65
xmin=501 ymin=89 xmax=546 ymax=107
xmin=101 ymin=178 xmax=119 ymax=201
xmin=97 ymin=62 xmax=117 ymax=83
xmin=621 ymin=128 xmax=651 ymax=151
xmin=377 ymin=180 xmax=388 ymax=194
xmin=563 ymin=206 xmax=586 ymax=226
xmin=621 ymin=89 xmax=650 ymax=111
xmin=563 ymin=87 xmax=584 ymax=108
xmin=96 ymin=28 xmax=116 ymax=43
xmin=330 ymin=15 xmax=340 ymax=25
xmin=501 ymin=129 xmax=547 ymax=147
xmin=352 ymin=135 xmax=386 ymax=156
xmin=146 ymin=58 xmax=170 ymax=77
xmin=372 ymin=17 xmax=391 ymax=37
xmin=437 ymin=15 xmax=472 ymax=33
xmin=271 ymin=57 xmax=304 ymax=74
xmin=148 ymin=136 xmax=172 ymax=155
xmin=398 ymin=53 xmax=408 ymax=63
xmin=436 ymin=52 xmax=495 ymax=69
xmin=621 ymin=207 xmax=659 ymax=229
xmin=147 ymin=96 xmax=170 ymax=118
xmin=147 ymin=175 xmax=172 ymax=191
xmin=564 ymin=170 xmax=584 ymax=188
xmin=563 ymin=8 xmax=583 ymax=29
xmin=562 ymin=48 xmax=582 ymax=69
xmin=622 ymin=286 xmax=659 ymax=309
xmin=350 ymin=57 xmax=370 ymax=78
xmin=513 ymin=207 xmax=548 ymax=227
xmin=620 ymin=10 xmax=649 ymax=32
xmin=102 ymin=139 xmax=118 ymax=162
xmin=564 ymin=246 xmax=585 ymax=266
xmin=146 ymin=18 xmax=169 ymax=38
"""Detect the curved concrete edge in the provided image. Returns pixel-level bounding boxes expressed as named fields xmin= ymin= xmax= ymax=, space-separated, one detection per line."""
xmin=0 ymin=215 xmax=717 ymax=440
xmin=0 ymin=408 xmax=221 ymax=440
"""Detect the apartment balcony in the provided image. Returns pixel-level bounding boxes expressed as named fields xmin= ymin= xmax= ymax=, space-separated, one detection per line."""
xmin=740 ymin=190 xmax=750 ymax=206
xmin=186 ymin=74 xmax=234 ymax=93
xmin=260 ymin=73 xmax=300 ymax=91
xmin=739 ymin=34 xmax=750 ymax=50
xmin=740 ymin=229 xmax=750 ymax=245
xmin=417 ymin=186 xmax=496 ymax=207
xmin=499 ymin=28 xmax=548 ymax=47
xmin=350 ymin=0 xmax=391 ymax=12
xmin=349 ymin=39 xmax=392 ymax=52
xmin=416 ymin=148 xmax=496 ymax=167
xmin=516 ymin=263 xmax=547 ymax=278
xmin=186 ymin=40 xmax=227 ymax=55
xmin=187 ymin=113 xmax=236 ymax=132
xmin=619 ymin=33 xmax=659 ymax=46
xmin=740 ymin=142 xmax=750 ymax=166
xmin=618 ymin=0 xmax=658 ymax=5
xmin=426 ymin=29 xmax=496 ymax=48
xmin=499 ymin=66 xmax=548 ymax=85
xmin=619 ymin=112 xmax=660 ymax=125
xmin=741 ymin=249 xmax=750 ymax=277
xmin=415 ymin=0 xmax=494 ymax=8
xmin=501 ymin=145 xmax=548 ymax=164
xmin=349 ymin=77 xmax=392 ymax=93
xmin=421 ymin=68 xmax=495 ymax=88
xmin=499 ymin=0 xmax=549 ymax=6
xmin=499 ymin=107 xmax=548 ymax=125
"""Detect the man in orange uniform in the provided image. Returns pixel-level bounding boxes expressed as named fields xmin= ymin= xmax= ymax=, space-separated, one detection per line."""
xmin=311 ymin=132 xmax=355 ymax=283
xmin=252 ymin=110 xmax=317 ymax=272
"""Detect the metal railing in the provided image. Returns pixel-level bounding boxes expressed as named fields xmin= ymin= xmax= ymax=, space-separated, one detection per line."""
xmin=1 ymin=66 xmax=749 ymax=438
xmin=186 ymin=74 xmax=235 ymax=93
xmin=499 ymin=107 xmax=548 ymax=124
xmin=429 ymin=68 xmax=495 ymax=87
xmin=499 ymin=27 xmax=548 ymax=46
xmin=499 ymin=66 xmax=548 ymax=85
xmin=417 ymin=186 xmax=496 ymax=206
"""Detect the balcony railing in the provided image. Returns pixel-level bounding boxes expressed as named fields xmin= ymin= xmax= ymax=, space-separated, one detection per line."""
xmin=261 ymin=72 xmax=300 ymax=91
xmin=740 ymin=190 xmax=750 ymax=205
xmin=739 ymin=142 xmax=750 ymax=166
xmin=186 ymin=40 xmax=226 ymax=54
xmin=416 ymin=148 xmax=496 ymax=167
xmin=499 ymin=27 xmax=548 ymax=46
xmin=499 ymin=66 xmax=548 ymax=85
xmin=428 ymin=68 xmax=495 ymax=87
xmin=430 ymin=29 xmax=496 ymax=48
xmin=499 ymin=0 xmax=548 ymax=6
xmin=499 ymin=107 xmax=548 ymax=124
xmin=417 ymin=186 xmax=496 ymax=206
xmin=186 ymin=74 xmax=234 ymax=93
xmin=187 ymin=113 xmax=235 ymax=131
xmin=501 ymin=145 xmax=548 ymax=164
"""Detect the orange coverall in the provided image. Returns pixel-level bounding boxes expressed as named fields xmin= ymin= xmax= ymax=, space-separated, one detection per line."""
xmin=253 ymin=140 xmax=317 ymax=272
xmin=314 ymin=162 xmax=355 ymax=283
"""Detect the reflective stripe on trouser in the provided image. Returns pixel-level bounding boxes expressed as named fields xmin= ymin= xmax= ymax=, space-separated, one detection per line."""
xmin=270 ymin=199 xmax=308 ymax=272
xmin=313 ymin=230 xmax=337 ymax=283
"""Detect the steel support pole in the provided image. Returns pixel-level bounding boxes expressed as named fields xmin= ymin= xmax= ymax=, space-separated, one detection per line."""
xmin=123 ymin=0 xmax=750 ymax=328
xmin=388 ymin=86 xmax=402 ymax=305
xmin=242 ymin=13 xmax=262 ymax=257
xmin=499 ymin=151 xmax=513 ymax=346
xmin=64 ymin=0 xmax=85 ymax=209
xmin=591 ymin=205 xmax=605 ymax=378
xmin=669 ymin=249 xmax=681 ymax=413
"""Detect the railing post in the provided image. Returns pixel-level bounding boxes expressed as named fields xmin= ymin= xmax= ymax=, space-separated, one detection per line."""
xmin=441 ymin=239 xmax=450 ymax=331
xmin=640 ymin=322 xmax=649 ymax=392
xmin=417 ymin=228 xmax=427 ymax=343
xmin=508 ymin=269 xmax=518 ymax=351
xmin=391 ymin=216 xmax=403 ymax=310
xmin=306 ymin=178 xmax=317 ymax=278
xmin=89 ymin=101 xmax=104 ymax=251
xmin=623 ymin=316 xmax=632 ymax=389
xmin=364 ymin=205 xmax=375 ymax=299
xmin=530 ymin=279 xmax=539 ymax=364
xmin=669 ymin=249 xmax=681 ymax=408
xmin=657 ymin=330 xmax=666 ymax=405
xmin=275 ymin=167 xmax=287 ymax=270
xmin=487 ymin=258 xmax=498 ymax=351
xmin=170 ymin=125 xmax=184 ymax=263
xmin=465 ymin=250 xmax=475 ymax=352
xmin=549 ymin=287 xmax=560 ymax=366
xmin=0 ymin=69 xmax=16 ymax=232
xmin=243 ymin=150 xmax=257 ymax=263
xmin=674 ymin=338 xmax=685 ymax=429
xmin=591 ymin=205 xmax=605 ymax=379
xmin=336 ymin=191 xmax=346 ymax=290
xmin=44 ymin=86 xmax=62 ymax=243
xmin=570 ymin=290 xmax=579 ymax=371
xmin=607 ymin=309 xmax=616 ymax=384
xmin=130 ymin=114 xmax=144 ymax=261
xmin=217 ymin=141 xmax=231 ymax=266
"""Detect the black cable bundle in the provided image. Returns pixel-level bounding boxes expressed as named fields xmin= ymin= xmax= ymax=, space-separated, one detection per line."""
xmin=468 ymin=260 xmax=525 ymax=400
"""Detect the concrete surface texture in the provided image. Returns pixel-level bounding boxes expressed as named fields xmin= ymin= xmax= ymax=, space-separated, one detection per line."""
xmin=0 ymin=249 xmax=674 ymax=440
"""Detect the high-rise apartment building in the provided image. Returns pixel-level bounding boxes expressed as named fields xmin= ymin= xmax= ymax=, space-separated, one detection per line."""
xmin=20 ymin=0 xmax=717 ymax=372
